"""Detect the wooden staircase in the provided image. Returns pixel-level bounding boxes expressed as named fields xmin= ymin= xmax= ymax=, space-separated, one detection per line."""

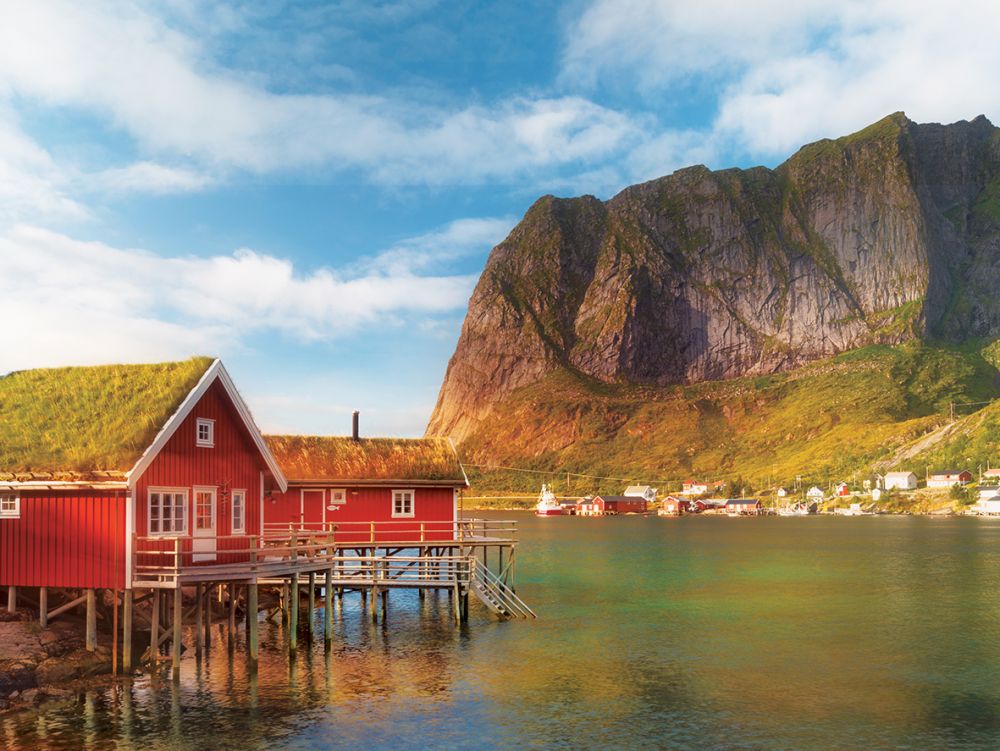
xmin=469 ymin=557 xmax=536 ymax=619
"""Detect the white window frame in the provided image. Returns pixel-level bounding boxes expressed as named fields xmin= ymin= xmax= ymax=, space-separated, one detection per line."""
xmin=329 ymin=488 xmax=347 ymax=505
xmin=0 ymin=493 xmax=20 ymax=519
xmin=231 ymin=489 xmax=246 ymax=535
xmin=392 ymin=489 xmax=415 ymax=519
xmin=196 ymin=418 xmax=215 ymax=448
xmin=148 ymin=487 xmax=188 ymax=536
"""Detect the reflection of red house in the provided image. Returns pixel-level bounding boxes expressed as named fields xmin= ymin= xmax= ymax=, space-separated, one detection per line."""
xmin=660 ymin=496 xmax=689 ymax=515
xmin=578 ymin=495 xmax=647 ymax=516
xmin=263 ymin=427 xmax=468 ymax=544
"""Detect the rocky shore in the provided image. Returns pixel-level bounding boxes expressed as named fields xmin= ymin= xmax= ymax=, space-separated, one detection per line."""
xmin=0 ymin=610 xmax=114 ymax=714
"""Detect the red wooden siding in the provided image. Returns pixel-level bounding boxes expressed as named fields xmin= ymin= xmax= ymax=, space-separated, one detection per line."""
xmin=0 ymin=490 xmax=127 ymax=589
xmin=134 ymin=379 xmax=270 ymax=567
xmin=266 ymin=486 xmax=456 ymax=543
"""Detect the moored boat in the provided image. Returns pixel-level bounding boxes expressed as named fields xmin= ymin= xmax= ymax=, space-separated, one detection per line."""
xmin=535 ymin=484 xmax=563 ymax=516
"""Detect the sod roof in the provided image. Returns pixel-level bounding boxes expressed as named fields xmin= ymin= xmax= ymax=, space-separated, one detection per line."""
xmin=264 ymin=435 xmax=468 ymax=485
xmin=0 ymin=357 xmax=215 ymax=481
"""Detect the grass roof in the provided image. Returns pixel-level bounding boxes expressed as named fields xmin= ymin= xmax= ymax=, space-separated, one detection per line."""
xmin=0 ymin=357 xmax=214 ymax=479
xmin=264 ymin=435 xmax=467 ymax=484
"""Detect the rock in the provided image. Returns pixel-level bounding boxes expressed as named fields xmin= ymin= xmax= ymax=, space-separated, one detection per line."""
xmin=34 ymin=659 xmax=80 ymax=684
xmin=428 ymin=113 xmax=1000 ymax=442
xmin=19 ymin=688 xmax=40 ymax=705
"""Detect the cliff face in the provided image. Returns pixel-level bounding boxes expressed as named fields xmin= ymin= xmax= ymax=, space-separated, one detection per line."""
xmin=428 ymin=114 xmax=1000 ymax=442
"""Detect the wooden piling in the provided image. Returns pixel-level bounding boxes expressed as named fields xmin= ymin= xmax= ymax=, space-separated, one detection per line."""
xmin=203 ymin=583 xmax=212 ymax=649
xmin=452 ymin=583 xmax=461 ymax=624
xmin=307 ymin=572 xmax=316 ymax=641
xmin=150 ymin=588 xmax=160 ymax=657
xmin=228 ymin=581 xmax=237 ymax=651
xmin=85 ymin=589 xmax=97 ymax=652
xmin=247 ymin=581 xmax=259 ymax=665
xmin=324 ymin=568 xmax=333 ymax=645
xmin=194 ymin=583 xmax=203 ymax=657
xmin=281 ymin=581 xmax=289 ymax=625
xmin=38 ymin=587 xmax=48 ymax=628
xmin=172 ymin=587 xmax=182 ymax=679
xmin=7 ymin=585 xmax=15 ymax=614
xmin=289 ymin=573 xmax=298 ymax=652
xmin=123 ymin=589 xmax=133 ymax=673
xmin=112 ymin=590 xmax=119 ymax=677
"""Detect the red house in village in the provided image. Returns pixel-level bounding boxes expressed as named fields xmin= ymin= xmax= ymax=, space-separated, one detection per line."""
xmin=0 ymin=357 xmax=287 ymax=608
xmin=577 ymin=495 xmax=648 ymax=516
xmin=262 ymin=419 xmax=468 ymax=545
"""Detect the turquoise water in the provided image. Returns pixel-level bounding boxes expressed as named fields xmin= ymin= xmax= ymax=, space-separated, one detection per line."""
xmin=5 ymin=513 xmax=1000 ymax=749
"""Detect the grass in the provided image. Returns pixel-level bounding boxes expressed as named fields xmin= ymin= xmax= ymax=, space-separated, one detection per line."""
xmin=456 ymin=342 xmax=1000 ymax=497
xmin=264 ymin=435 xmax=466 ymax=482
xmin=0 ymin=357 xmax=214 ymax=475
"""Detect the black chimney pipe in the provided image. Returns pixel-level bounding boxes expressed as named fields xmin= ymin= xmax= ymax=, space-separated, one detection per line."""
xmin=352 ymin=410 xmax=360 ymax=440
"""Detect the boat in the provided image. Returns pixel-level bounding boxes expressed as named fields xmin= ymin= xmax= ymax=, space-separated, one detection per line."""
xmin=778 ymin=502 xmax=811 ymax=516
xmin=534 ymin=484 xmax=563 ymax=516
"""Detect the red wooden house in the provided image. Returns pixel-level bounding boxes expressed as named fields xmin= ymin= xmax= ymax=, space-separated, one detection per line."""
xmin=577 ymin=495 xmax=648 ymax=516
xmin=659 ymin=496 xmax=690 ymax=515
xmin=263 ymin=422 xmax=468 ymax=545
xmin=0 ymin=357 xmax=287 ymax=598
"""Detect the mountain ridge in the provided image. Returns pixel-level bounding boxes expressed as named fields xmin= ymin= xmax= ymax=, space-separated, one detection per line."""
xmin=428 ymin=113 xmax=1000 ymax=446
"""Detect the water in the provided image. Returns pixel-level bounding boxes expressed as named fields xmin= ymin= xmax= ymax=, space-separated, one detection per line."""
xmin=6 ymin=513 xmax=1000 ymax=750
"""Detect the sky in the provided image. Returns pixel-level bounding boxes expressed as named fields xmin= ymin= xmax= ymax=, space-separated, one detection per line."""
xmin=1 ymin=0 xmax=999 ymax=437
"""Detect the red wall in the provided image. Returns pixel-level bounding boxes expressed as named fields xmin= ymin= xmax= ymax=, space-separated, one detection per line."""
xmin=134 ymin=379 xmax=269 ymax=566
xmin=0 ymin=490 xmax=127 ymax=589
xmin=266 ymin=486 xmax=456 ymax=543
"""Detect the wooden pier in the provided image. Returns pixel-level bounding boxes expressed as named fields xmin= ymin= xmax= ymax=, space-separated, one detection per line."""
xmin=8 ymin=518 xmax=533 ymax=680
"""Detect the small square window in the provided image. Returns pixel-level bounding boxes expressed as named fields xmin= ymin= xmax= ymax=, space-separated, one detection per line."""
xmin=329 ymin=489 xmax=346 ymax=505
xmin=196 ymin=418 xmax=215 ymax=447
xmin=392 ymin=489 xmax=414 ymax=518
xmin=0 ymin=494 xmax=20 ymax=519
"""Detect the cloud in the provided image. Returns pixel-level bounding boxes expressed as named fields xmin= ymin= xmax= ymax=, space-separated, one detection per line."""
xmin=0 ymin=218 xmax=507 ymax=373
xmin=364 ymin=216 xmax=517 ymax=275
xmin=91 ymin=161 xmax=214 ymax=194
xmin=0 ymin=1 xmax=640 ymax=186
xmin=564 ymin=0 xmax=1000 ymax=161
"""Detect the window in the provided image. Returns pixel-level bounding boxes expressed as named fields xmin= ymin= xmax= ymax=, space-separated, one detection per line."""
xmin=392 ymin=489 xmax=415 ymax=518
xmin=232 ymin=489 xmax=246 ymax=534
xmin=149 ymin=489 xmax=187 ymax=535
xmin=195 ymin=488 xmax=215 ymax=531
xmin=329 ymin=489 xmax=346 ymax=505
xmin=196 ymin=418 xmax=215 ymax=447
xmin=0 ymin=494 xmax=20 ymax=519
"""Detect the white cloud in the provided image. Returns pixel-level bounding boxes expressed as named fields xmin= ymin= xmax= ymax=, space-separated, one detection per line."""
xmin=0 ymin=219 xmax=505 ymax=373
xmin=564 ymin=0 xmax=1000 ymax=162
xmin=92 ymin=161 xmax=213 ymax=194
xmin=0 ymin=1 xmax=639 ymax=186
xmin=364 ymin=216 xmax=516 ymax=275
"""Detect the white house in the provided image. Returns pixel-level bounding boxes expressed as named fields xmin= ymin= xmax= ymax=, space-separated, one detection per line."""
xmin=976 ymin=488 xmax=1000 ymax=515
xmin=623 ymin=485 xmax=658 ymax=503
xmin=806 ymin=486 xmax=825 ymax=501
xmin=884 ymin=471 xmax=918 ymax=490
xmin=776 ymin=487 xmax=788 ymax=498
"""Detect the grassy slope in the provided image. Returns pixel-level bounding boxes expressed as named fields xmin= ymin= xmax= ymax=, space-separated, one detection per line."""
xmin=459 ymin=343 xmax=1000 ymax=496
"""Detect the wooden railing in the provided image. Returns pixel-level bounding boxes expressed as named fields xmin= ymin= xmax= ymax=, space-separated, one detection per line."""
xmin=260 ymin=517 xmax=518 ymax=545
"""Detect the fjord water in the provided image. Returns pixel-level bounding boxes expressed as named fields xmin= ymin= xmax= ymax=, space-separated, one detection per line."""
xmin=6 ymin=514 xmax=1000 ymax=750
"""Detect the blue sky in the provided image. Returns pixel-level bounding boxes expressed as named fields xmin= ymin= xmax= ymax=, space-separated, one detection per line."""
xmin=1 ymin=0 xmax=998 ymax=436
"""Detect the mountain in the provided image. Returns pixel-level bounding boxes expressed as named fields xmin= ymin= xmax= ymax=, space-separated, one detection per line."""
xmin=427 ymin=114 xmax=1000 ymax=488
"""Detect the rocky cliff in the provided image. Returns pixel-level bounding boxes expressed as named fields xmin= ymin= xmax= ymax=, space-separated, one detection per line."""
xmin=428 ymin=113 xmax=1000 ymax=442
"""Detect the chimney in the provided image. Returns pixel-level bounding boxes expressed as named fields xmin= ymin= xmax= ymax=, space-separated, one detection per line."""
xmin=352 ymin=410 xmax=360 ymax=440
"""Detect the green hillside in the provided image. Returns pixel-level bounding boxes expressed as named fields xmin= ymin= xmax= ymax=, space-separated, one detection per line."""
xmin=459 ymin=343 xmax=1000 ymax=496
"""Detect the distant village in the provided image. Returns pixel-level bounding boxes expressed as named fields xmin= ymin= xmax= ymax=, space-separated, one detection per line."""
xmin=534 ymin=468 xmax=1000 ymax=517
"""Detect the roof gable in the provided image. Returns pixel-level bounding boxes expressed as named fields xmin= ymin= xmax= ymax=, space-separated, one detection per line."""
xmin=0 ymin=357 xmax=214 ymax=480
xmin=264 ymin=435 xmax=468 ymax=486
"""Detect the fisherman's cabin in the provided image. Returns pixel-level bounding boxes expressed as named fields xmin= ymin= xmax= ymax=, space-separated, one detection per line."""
xmin=660 ymin=496 xmax=689 ymax=515
xmin=725 ymin=498 xmax=762 ymax=515
xmin=262 ymin=416 xmax=469 ymax=545
xmin=578 ymin=495 xmax=647 ymax=516
xmin=835 ymin=482 xmax=850 ymax=497
xmin=927 ymin=470 xmax=972 ymax=489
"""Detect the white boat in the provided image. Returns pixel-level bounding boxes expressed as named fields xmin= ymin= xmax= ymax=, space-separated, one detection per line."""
xmin=534 ymin=484 xmax=563 ymax=516
xmin=778 ymin=502 xmax=811 ymax=516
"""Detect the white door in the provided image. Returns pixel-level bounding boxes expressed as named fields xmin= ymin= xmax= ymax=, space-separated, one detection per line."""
xmin=193 ymin=487 xmax=217 ymax=562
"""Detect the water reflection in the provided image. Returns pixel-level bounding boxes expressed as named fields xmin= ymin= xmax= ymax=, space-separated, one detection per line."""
xmin=6 ymin=516 xmax=1000 ymax=749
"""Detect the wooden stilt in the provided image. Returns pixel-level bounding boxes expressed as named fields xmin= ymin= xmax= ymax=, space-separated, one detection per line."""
xmin=307 ymin=572 xmax=316 ymax=641
xmin=39 ymin=587 xmax=48 ymax=628
xmin=203 ymin=583 xmax=212 ymax=649
xmin=150 ymin=588 xmax=161 ymax=657
xmin=453 ymin=584 xmax=461 ymax=624
xmin=7 ymin=585 xmax=15 ymax=614
xmin=289 ymin=574 xmax=298 ymax=652
xmin=85 ymin=589 xmax=97 ymax=652
xmin=112 ymin=590 xmax=120 ymax=677
xmin=123 ymin=590 xmax=134 ymax=673
xmin=247 ymin=581 xmax=259 ymax=666
xmin=171 ymin=588 xmax=182 ymax=679
xmin=324 ymin=568 xmax=333 ymax=645
xmin=281 ymin=581 xmax=289 ymax=625
xmin=228 ymin=581 xmax=237 ymax=651
xmin=370 ymin=584 xmax=378 ymax=623
xmin=194 ymin=583 xmax=203 ymax=657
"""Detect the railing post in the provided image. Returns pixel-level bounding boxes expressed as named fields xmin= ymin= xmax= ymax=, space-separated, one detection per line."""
xmin=174 ymin=537 xmax=182 ymax=584
xmin=420 ymin=522 xmax=425 ymax=543
xmin=370 ymin=521 xmax=375 ymax=545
